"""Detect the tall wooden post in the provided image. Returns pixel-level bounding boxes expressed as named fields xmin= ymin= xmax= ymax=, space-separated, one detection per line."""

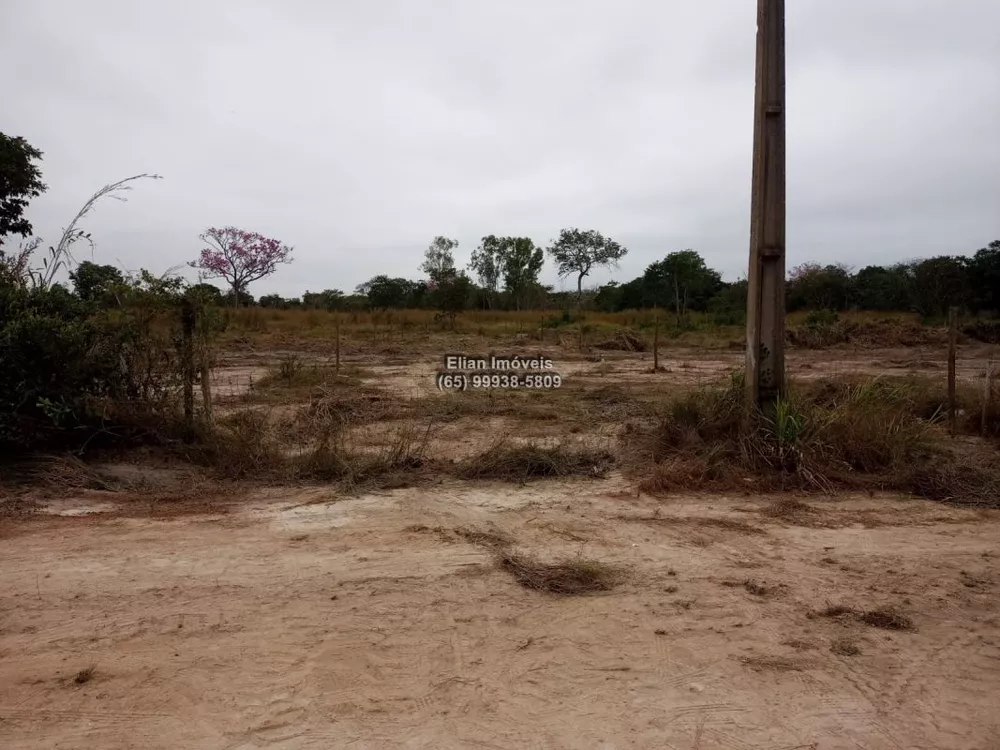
xmin=335 ymin=313 xmax=341 ymax=376
xmin=652 ymin=315 xmax=660 ymax=373
xmin=180 ymin=299 xmax=196 ymax=433
xmin=745 ymin=0 xmax=787 ymax=415
xmin=948 ymin=306 xmax=958 ymax=433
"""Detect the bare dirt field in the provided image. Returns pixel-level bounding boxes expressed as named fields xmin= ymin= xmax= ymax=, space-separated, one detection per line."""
xmin=2 ymin=335 xmax=999 ymax=749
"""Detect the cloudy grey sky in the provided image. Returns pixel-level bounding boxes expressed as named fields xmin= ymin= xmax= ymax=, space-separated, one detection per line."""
xmin=3 ymin=1 xmax=998 ymax=298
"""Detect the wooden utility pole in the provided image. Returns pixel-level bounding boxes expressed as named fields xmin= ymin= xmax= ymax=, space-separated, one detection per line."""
xmin=745 ymin=0 xmax=787 ymax=415
xmin=948 ymin=307 xmax=958 ymax=432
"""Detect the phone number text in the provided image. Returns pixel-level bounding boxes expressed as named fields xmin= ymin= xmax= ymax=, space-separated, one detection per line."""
xmin=436 ymin=372 xmax=563 ymax=391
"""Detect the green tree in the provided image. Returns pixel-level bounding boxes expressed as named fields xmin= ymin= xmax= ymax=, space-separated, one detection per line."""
xmin=356 ymin=275 xmax=416 ymax=310
xmin=852 ymin=264 xmax=914 ymax=312
xmin=302 ymin=289 xmax=345 ymax=311
xmin=786 ymin=263 xmax=853 ymax=311
xmin=500 ymin=237 xmax=543 ymax=311
xmin=0 ymin=133 xmax=47 ymax=245
xmin=707 ymin=279 xmax=748 ymax=324
xmin=421 ymin=236 xmax=458 ymax=284
xmin=70 ymin=261 xmax=124 ymax=304
xmin=187 ymin=283 xmax=224 ymax=307
xmin=643 ymin=250 xmax=722 ymax=324
xmin=468 ymin=236 xmax=502 ymax=309
xmin=968 ymin=240 xmax=1000 ymax=314
xmin=911 ymin=256 xmax=968 ymax=317
xmin=547 ymin=228 xmax=627 ymax=309
xmin=433 ymin=272 xmax=474 ymax=319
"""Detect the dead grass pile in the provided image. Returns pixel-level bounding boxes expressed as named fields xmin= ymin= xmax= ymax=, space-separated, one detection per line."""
xmin=447 ymin=524 xmax=625 ymax=595
xmin=626 ymin=372 xmax=1000 ymax=504
xmin=593 ymin=329 xmax=646 ymax=352
xmin=817 ymin=604 xmax=916 ymax=631
xmin=453 ymin=525 xmax=515 ymax=549
xmin=456 ymin=438 xmax=613 ymax=482
xmin=0 ymin=495 xmax=39 ymax=517
xmin=858 ymin=607 xmax=915 ymax=631
xmin=760 ymin=497 xmax=814 ymax=520
xmin=787 ymin=320 xmax=946 ymax=349
xmin=189 ymin=403 xmax=433 ymax=490
xmin=962 ymin=320 xmax=1000 ymax=344
xmin=903 ymin=461 xmax=1000 ymax=507
xmin=497 ymin=551 xmax=622 ymax=594
xmin=28 ymin=454 xmax=141 ymax=493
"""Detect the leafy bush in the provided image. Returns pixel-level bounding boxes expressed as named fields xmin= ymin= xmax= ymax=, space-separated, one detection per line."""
xmin=0 ymin=273 xmax=189 ymax=451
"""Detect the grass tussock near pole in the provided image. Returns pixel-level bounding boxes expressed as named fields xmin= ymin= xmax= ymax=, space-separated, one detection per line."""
xmin=625 ymin=372 xmax=1000 ymax=506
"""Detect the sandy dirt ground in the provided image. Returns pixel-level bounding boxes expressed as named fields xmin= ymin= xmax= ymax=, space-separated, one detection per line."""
xmin=2 ymin=477 xmax=999 ymax=749
xmin=3 ymin=340 xmax=999 ymax=748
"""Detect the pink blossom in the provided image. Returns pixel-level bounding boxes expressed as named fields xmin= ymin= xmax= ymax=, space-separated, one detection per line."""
xmin=189 ymin=226 xmax=293 ymax=304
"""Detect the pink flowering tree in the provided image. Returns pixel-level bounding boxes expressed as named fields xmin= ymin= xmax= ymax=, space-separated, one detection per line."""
xmin=189 ymin=227 xmax=293 ymax=307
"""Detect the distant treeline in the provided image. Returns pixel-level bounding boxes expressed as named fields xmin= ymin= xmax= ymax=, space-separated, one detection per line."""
xmin=205 ymin=239 xmax=998 ymax=320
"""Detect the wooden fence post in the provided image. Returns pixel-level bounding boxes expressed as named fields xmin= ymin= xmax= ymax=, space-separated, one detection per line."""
xmin=200 ymin=353 xmax=213 ymax=425
xmin=653 ymin=316 xmax=660 ymax=372
xmin=983 ymin=356 xmax=995 ymax=437
xmin=181 ymin=299 xmax=196 ymax=433
xmin=335 ymin=313 xmax=341 ymax=376
xmin=947 ymin=306 xmax=958 ymax=433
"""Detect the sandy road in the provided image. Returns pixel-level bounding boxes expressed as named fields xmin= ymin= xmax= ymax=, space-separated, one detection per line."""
xmin=2 ymin=479 xmax=999 ymax=749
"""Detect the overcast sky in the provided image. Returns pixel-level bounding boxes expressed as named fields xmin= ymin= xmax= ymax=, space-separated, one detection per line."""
xmin=3 ymin=1 xmax=998 ymax=298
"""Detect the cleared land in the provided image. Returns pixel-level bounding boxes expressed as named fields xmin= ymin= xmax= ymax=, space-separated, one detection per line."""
xmin=2 ymin=320 xmax=999 ymax=749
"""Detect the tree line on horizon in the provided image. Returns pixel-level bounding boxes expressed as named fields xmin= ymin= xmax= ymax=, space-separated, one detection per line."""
xmin=2 ymin=131 xmax=997 ymax=323
xmin=197 ymin=237 xmax=999 ymax=324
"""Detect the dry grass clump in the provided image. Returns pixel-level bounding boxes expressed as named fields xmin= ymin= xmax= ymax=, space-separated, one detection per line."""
xmin=830 ymin=637 xmax=861 ymax=656
xmin=453 ymin=525 xmax=515 ymax=549
xmin=816 ymin=604 xmax=915 ymax=631
xmin=28 ymin=454 xmax=142 ymax=493
xmin=189 ymin=403 xmax=433 ymax=491
xmin=626 ymin=372 xmax=998 ymax=504
xmin=857 ymin=607 xmax=915 ymax=631
xmin=787 ymin=319 xmax=945 ymax=349
xmin=254 ymin=356 xmax=364 ymax=391
xmin=73 ymin=665 xmax=97 ymax=685
xmin=200 ymin=409 xmax=285 ymax=480
xmin=0 ymin=495 xmax=39 ymax=517
xmin=456 ymin=438 xmax=613 ymax=482
xmin=904 ymin=461 xmax=1000 ymax=507
xmin=760 ymin=497 xmax=814 ymax=520
xmin=446 ymin=523 xmax=625 ymax=595
xmin=497 ymin=551 xmax=623 ymax=594
xmin=593 ymin=329 xmax=646 ymax=352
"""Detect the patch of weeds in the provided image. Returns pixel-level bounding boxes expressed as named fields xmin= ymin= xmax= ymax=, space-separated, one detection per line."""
xmin=623 ymin=373 xmax=1000 ymax=506
xmin=739 ymin=655 xmax=803 ymax=672
xmin=858 ymin=607 xmax=915 ymax=631
xmin=743 ymin=579 xmax=769 ymax=596
xmin=761 ymin=497 xmax=813 ymax=520
xmin=497 ymin=551 xmax=623 ymax=595
xmin=960 ymin=570 xmax=990 ymax=589
xmin=0 ymin=495 xmax=39 ymax=517
xmin=456 ymin=438 xmax=613 ymax=482
xmin=816 ymin=603 xmax=915 ymax=631
xmin=722 ymin=578 xmax=771 ymax=596
xmin=831 ymin=637 xmax=861 ymax=656
xmin=904 ymin=460 xmax=1000 ymax=507
xmin=453 ymin=526 xmax=514 ymax=550
xmin=73 ymin=665 xmax=97 ymax=685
